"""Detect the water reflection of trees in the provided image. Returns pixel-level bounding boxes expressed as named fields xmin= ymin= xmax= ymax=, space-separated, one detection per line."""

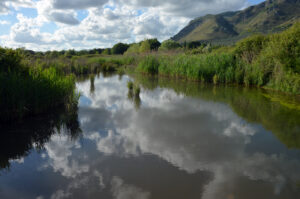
xmin=133 ymin=75 xmax=300 ymax=149
xmin=0 ymin=105 xmax=81 ymax=170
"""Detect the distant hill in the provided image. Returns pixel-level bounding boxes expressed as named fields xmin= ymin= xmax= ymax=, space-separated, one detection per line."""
xmin=172 ymin=0 xmax=300 ymax=44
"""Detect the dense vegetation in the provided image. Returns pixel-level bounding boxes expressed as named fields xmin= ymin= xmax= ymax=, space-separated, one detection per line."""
xmin=136 ymin=23 xmax=300 ymax=94
xmin=1 ymin=22 xmax=298 ymax=123
xmin=0 ymin=48 xmax=78 ymax=122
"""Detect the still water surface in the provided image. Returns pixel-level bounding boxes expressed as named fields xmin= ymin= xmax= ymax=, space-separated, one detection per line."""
xmin=0 ymin=73 xmax=300 ymax=199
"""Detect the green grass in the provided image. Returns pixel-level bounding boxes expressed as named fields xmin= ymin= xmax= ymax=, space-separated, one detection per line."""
xmin=135 ymin=23 xmax=300 ymax=94
xmin=0 ymin=48 xmax=78 ymax=122
xmin=26 ymin=55 xmax=137 ymax=76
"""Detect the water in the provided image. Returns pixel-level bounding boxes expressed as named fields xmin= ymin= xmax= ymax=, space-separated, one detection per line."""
xmin=0 ymin=73 xmax=300 ymax=199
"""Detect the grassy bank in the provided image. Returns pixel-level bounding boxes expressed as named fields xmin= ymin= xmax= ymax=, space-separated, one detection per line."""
xmin=0 ymin=48 xmax=78 ymax=122
xmin=11 ymin=22 xmax=300 ymax=95
xmin=25 ymin=54 xmax=136 ymax=76
xmin=136 ymin=23 xmax=300 ymax=94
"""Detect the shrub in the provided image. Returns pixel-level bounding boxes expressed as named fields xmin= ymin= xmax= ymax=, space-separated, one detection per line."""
xmin=112 ymin=43 xmax=130 ymax=55
xmin=159 ymin=40 xmax=182 ymax=51
xmin=139 ymin=40 xmax=151 ymax=53
xmin=234 ymin=34 xmax=269 ymax=63
xmin=125 ymin=43 xmax=140 ymax=55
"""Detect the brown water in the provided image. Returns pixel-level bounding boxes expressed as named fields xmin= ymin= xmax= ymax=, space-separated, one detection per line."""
xmin=0 ymin=73 xmax=300 ymax=199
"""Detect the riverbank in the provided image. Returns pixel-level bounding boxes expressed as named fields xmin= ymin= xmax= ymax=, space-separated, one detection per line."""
xmin=25 ymin=22 xmax=299 ymax=95
xmin=0 ymin=48 xmax=78 ymax=122
xmin=1 ymin=23 xmax=298 ymax=122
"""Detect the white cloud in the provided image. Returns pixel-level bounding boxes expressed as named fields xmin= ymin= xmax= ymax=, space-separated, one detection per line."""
xmin=52 ymin=0 xmax=109 ymax=10
xmin=0 ymin=20 xmax=10 ymax=25
xmin=49 ymin=11 xmax=79 ymax=25
xmin=0 ymin=0 xmax=249 ymax=50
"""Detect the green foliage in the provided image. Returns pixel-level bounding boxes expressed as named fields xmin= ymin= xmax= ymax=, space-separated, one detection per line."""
xmin=147 ymin=38 xmax=161 ymax=50
xmin=137 ymin=55 xmax=160 ymax=74
xmin=185 ymin=41 xmax=203 ymax=49
xmin=102 ymin=48 xmax=111 ymax=55
xmin=65 ymin=49 xmax=76 ymax=58
xmin=0 ymin=48 xmax=77 ymax=121
xmin=139 ymin=40 xmax=152 ymax=53
xmin=234 ymin=34 xmax=269 ymax=63
xmin=134 ymin=23 xmax=300 ymax=94
xmin=159 ymin=40 xmax=182 ymax=51
xmin=124 ymin=43 xmax=140 ymax=55
xmin=112 ymin=43 xmax=130 ymax=55
xmin=0 ymin=48 xmax=22 ymax=73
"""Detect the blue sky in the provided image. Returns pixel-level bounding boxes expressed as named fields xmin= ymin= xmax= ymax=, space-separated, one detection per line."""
xmin=0 ymin=0 xmax=265 ymax=51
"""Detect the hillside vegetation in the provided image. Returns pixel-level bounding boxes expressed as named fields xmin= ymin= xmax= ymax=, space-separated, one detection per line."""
xmin=172 ymin=0 xmax=300 ymax=44
xmin=137 ymin=23 xmax=300 ymax=94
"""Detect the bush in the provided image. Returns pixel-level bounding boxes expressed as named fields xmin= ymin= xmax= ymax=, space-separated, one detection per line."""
xmin=139 ymin=40 xmax=152 ymax=53
xmin=124 ymin=43 xmax=140 ymax=55
xmin=159 ymin=40 xmax=181 ymax=51
xmin=234 ymin=34 xmax=269 ymax=63
xmin=102 ymin=48 xmax=111 ymax=55
xmin=112 ymin=43 xmax=130 ymax=55
xmin=0 ymin=48 xmax=22 ymax=73
xmin=147 ymin=38 xmax=161 ymax=50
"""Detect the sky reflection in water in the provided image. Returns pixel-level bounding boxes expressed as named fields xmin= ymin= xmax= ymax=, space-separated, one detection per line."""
xmin=0 ymin=73 xmax=300 ymax=199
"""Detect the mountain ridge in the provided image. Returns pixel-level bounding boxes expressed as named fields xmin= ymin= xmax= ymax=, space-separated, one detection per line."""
xmin=172 ymin=0 xmax=300 ymax=44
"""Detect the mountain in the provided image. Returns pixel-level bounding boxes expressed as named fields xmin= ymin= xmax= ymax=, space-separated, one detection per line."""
xmin=172 ymin=0 xmax=300 ymax=44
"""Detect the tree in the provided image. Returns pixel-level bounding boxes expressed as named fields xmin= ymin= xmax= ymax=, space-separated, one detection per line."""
xmin=112 ymin=43 xmax=129 ymax=55
xmin=147 ymin=38 xmax=161 ymax=50
xmin=102 ymin=48 xmax=111 ymax=55
xmin=124 ymin=43 xmax=140 ymax=55
xmin=139 ymin=40 xmax=151 ymax=53
xmin=159 ymin=40 xmax=181 ymax=51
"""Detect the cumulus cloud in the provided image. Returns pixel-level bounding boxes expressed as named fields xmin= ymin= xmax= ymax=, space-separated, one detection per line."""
xmin=49 ymin=11 xmax=79 ymax=25
xmin=0 ymin=0 xmax=249 ymax=50
xmin=0 ymin=20 xmax=10 ymax=25
xmin=0 ymin=0 xmax=34 ymax=14
xmin=119 ymin=0 xmax=248 ymax=17
xmin=52 ymin=0 xmax=109 ymax=10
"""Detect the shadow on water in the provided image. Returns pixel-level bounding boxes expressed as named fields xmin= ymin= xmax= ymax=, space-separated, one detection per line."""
xmin=132 ymin=74 xmax=300 ymax=149
xmin=0 ymin=104 xmax=81 ymax=170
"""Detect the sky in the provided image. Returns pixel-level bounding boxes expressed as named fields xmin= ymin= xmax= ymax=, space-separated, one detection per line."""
xmin=0 ymin=0 xmax=265 ymax=51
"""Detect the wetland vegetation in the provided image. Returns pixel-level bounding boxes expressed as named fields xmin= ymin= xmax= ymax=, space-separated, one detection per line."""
xmin=1 ymin=23 xmax=299 ymax=122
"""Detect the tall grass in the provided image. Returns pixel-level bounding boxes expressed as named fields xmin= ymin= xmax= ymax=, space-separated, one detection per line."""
xmin=135 ymin=23 xmax=300 ymax=94
xmin=0 ymin=48 xmax=78 ymax=122
xmin=26 ymin=55 xmax=136 ymax=76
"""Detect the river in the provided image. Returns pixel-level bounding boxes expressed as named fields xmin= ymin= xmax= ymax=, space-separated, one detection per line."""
xmin=0 ymin=73 xmax=299 ymax=199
